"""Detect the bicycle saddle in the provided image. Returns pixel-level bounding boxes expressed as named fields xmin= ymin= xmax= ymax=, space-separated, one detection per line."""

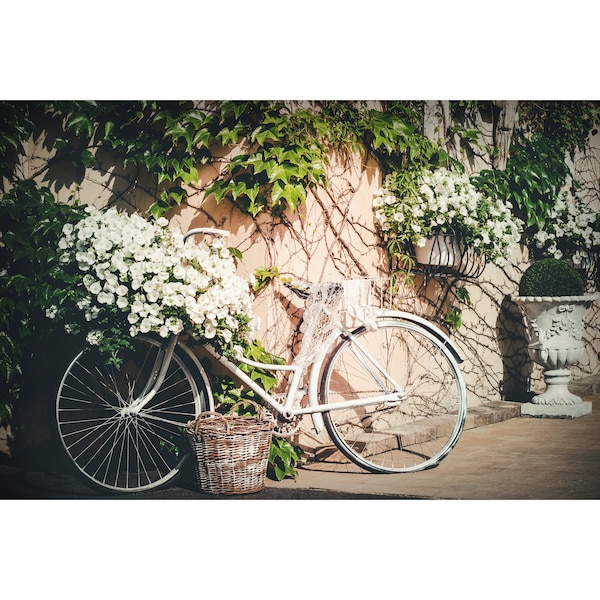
xmin=284 ymin=280 xmax=313 ymax=299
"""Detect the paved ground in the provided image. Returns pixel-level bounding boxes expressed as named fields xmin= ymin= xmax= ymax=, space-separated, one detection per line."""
xmin=2 ymin=390 xmax=599 ymax=500
xmin=269 ymin=393 xmax=600 ymax=500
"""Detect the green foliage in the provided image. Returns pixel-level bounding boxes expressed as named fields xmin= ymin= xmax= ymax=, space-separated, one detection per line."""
xmin=45 ymin=101 xmax=332 ymax=218
xmin=268 ymin=437 xmax=303 ymax=481
xmin=519 ymin=258 xmax=585 ymax=297
xmin=445 ymin=286 xmax=473 ymax=330
xmin=238 ymin=340 xmax=285 ymax=392
xmin=518 ymin=101 xmax=600 ymax=155
xmin=49 ymin=101 xmax=212 ymax=217
xmin=376 ymin=167 xmax=424 ymax=270
xmin=5 ymin=101 xmax=453 ymax=222
xmin=470 ymin=102 xmax=599 ymax=233
xmin=252 ymin=266 xmax=280 ymax=292
xmin=0 ymin=180 xmax=86 ymax=420
xmin=204 ymin=101 xmax=329 ymax=217
xmin=0 ymin=102 xmax=35 ymax=183
xmin=471 ymin=134 xmax=570 ymax=230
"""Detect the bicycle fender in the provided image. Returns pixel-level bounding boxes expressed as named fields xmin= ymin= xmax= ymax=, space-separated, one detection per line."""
xmin=378 ymin=310 xmax=465 ymax=364
xmin=176 ymin=341 xmax=216 ymax=410
xmin=308 ymin=361 xmax=326 ymax=434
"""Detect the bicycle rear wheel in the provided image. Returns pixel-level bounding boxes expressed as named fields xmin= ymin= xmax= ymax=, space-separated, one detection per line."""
xmin=56 ymin=336 xmax=210 ymax=493
xmin=320 ymin=317 xmax=466 ymax=473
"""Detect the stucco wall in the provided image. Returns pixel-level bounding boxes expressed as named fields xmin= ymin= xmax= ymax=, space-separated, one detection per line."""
xmin=20 ymin=104 xmax=600 ymax=409
xmin=165 ymin=143 xmax=600 ymax=410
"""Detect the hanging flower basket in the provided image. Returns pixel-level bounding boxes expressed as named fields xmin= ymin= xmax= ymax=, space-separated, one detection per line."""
xmin=414 ymin=232 xmax=460 ymax=267
xmin=373 ymin=167 xmax=522 ymax=279
xmin=412 ymin=229 xmax=486 ymax=278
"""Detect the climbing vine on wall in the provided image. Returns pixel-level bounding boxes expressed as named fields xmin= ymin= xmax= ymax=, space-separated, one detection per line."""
xmin=450 ymin=101 xmax=600 ymax=231
xmin=1 ymin=100 xmax=450 ymax=220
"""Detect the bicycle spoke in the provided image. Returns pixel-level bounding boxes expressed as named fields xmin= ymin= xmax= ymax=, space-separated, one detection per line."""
xmin=56 ymin=336 xmax=209 ymax=492
xmin=321 ymin=319 xmax=466 ymax=473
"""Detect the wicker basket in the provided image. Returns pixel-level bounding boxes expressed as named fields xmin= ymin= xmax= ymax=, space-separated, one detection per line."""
xmin=185 ymin=400 xmax=275 ymax=495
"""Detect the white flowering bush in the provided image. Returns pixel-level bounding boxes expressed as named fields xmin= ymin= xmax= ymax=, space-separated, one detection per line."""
xmin=373 ymin=167 xmax=523 ymax=267
xmin=49 ymin=206 xmax=258 ymax=362
xmin=532 ymin=191 xmax=600 ymax=264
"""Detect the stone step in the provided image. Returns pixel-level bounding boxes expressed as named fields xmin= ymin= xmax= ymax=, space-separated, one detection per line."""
xmin=463 ymin=401 xmax=522 ymax=430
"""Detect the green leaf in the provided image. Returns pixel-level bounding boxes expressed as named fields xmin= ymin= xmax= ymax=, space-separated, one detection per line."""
xmin=217 ymin=125 xmax=243 ymax=146
xmin=166 ymin=187 xmax=185 ymax=205
xmin=54 ymin=137 xmax=69 ymax=150
xmin=157 ymin=171 xmax=173 ymax=184
xmin=104 ymin=121 xmax=115 ymax=139
xmin=205 ymin=179 xmax=231 ymax=203
xmin=8 ymin=274 xmax=31 ymax=294
xmin=180 ymin=165 xmax=199 ymax=186
xmin=147 ymin=202 xmax=165 ymax=220
xmin=228 ymin=247 xmax=243 ymax=260
xmin=271 ymin=181 xmax=305 ymax=211
xmin=81 ymin=149 xmax=95 ymax=168
xmin=68 ymin=114 xmax=94 ymax=139
xmin=252 ymin=125 xmax=279 ymax=146
xmin=165 ymin=122 xmax=186 ymax=141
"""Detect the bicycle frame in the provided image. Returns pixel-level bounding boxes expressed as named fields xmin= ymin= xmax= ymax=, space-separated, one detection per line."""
xmin=127 ymin=304 xmax=462 ymax=435
xmin=208 ymin=308 xmax=462 ymax=430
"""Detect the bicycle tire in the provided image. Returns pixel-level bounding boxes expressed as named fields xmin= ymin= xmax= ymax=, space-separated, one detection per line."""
xmin=320 ymin=317 xmax=467 ymax=473
xmin=56 ymin=336 xmax=210 ymax=493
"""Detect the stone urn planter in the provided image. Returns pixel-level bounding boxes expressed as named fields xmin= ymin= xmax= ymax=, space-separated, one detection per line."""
xmin=512 ymin=258 xmax=598 ymax=417
xmin=512 ymin=294 xmax=598 ymax=417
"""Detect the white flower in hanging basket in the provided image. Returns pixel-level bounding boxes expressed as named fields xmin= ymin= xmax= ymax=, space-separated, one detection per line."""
xmin=373 ymin=167 xmax=523 ymax=268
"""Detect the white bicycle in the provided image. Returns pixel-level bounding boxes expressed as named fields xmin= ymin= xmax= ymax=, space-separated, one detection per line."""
xmin=55 ymin=229 xmax=467 ymax=493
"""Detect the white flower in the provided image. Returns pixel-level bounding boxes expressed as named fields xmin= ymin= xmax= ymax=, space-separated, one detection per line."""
xmin=532 ymin=191 xmax=599 ymax=260
xmin=116 ymin=296 xmax=129 ymax=309
xmin=88 ymin=281 xmax=102 ymax=295
xmin=86 ymin=330 xmax=103 ymax=345
xmin=373 ymin=167 xmax=523 ymax=265
xmin=56 ymin=207 xmax=257 ymax=356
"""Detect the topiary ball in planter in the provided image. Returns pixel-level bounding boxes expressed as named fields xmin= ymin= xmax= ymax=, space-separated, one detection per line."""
xmin=519 ymin=258 xmax=584 ymax=297
xmin=512 ymin=257 xmax=598 ymax=416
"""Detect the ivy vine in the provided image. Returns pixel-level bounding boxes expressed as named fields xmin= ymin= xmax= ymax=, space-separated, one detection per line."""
xmin=1 ymin=101 xmax=446 ymax=221
xmin=455 ymin=101 xmax=600 ymax=232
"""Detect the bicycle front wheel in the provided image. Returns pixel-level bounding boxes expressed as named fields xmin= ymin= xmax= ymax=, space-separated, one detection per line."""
xmin=320 ymin=318 xmax=467 ymax=473
xmin=56 ymin=336 xmax=210 ymax=493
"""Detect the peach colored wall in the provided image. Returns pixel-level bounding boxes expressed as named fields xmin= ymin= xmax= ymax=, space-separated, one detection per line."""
xmin=24 ymin=108 xmax=600 ymax=409
xmin=171 ymin=147 xmax=600 ymax=409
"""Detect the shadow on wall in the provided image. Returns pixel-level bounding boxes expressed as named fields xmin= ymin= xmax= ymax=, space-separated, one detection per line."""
xmin=496 ymin=295 xmax=534 ymax=402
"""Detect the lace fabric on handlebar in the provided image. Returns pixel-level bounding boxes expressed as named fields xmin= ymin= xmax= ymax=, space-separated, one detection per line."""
xmin=292 ymin=278 xmax=393 ymax=369
xmin=292 ymin=282 xmax=343 ymax=369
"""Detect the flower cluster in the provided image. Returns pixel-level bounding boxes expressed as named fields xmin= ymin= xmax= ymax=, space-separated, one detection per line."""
xmin=373 ymin=167 xmax=523 ymax=266
xmin=533 ymin=191 xmax=600 ymax=263
xmin=49 ymin=206 xmax=257 ymax=359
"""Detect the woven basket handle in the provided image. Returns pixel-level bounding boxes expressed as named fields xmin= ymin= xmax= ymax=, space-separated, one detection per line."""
xmin=192 ymin=411 xmax=228 ymax=435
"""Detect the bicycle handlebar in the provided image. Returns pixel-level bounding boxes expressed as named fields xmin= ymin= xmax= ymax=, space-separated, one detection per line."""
xmin=183 ymin=228 xmax=230 ymax=243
